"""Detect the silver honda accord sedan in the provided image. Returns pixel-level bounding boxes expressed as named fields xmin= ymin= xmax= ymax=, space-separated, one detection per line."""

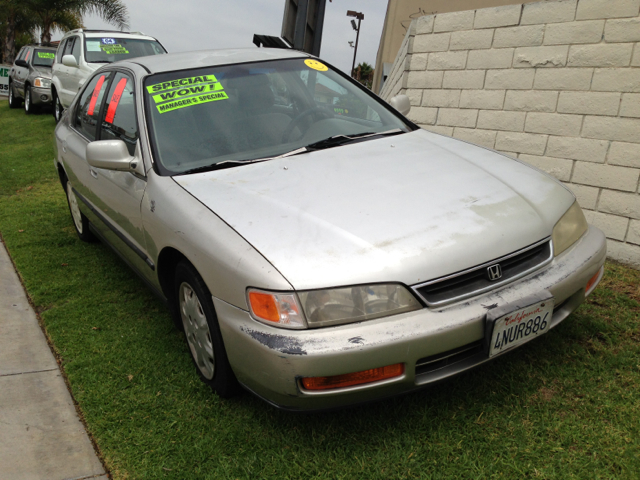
xmin=53 ymin=48 xmax=606 ymax=410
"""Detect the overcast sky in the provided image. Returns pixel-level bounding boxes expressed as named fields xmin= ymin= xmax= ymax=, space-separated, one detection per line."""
xmin=54 ymin=0 xmax=389 ymax=74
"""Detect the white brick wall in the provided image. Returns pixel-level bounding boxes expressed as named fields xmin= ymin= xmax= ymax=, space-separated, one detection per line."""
xmin=381 ymin=0 xmax=640 ymax=268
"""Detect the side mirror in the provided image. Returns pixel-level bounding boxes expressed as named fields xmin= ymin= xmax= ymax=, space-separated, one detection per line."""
xmin=389 ymin=94 xmax=411 ymax=116
xmin=86 ymin=140 xmax=135 ymax=171
xmin=15 ymin=59 xmax=28 ymax=68
xmin=62 ymin=54 xmax=78 ymax=67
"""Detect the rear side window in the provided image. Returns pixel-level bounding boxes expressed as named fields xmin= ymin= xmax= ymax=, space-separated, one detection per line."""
xmin=101 ymin=72 xmax=138 ymax=155
xmin=74 ymin=72 xmax=112 ymax=140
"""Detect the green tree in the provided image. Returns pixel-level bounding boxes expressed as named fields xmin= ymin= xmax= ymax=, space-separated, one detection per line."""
xmin=1 ymin=0 xmax=129 ymax=63
xmin=32 ymin=0 xmax=129 ymax=45
xmin=354 ymin=62 xmax=374 ymax=90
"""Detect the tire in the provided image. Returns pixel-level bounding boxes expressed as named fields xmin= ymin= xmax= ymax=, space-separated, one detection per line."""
xmin=65 ymin=180 xmax=96 ymax=242
xmin=52 ymin=91 xmax=63 ymax=123
xmin=174 ymin=261 xmax=240 ymax=398
xmin=8 ymin=82 xmax=20 ymax=108
xmin=24 ymin=85 xmax=36 ymax=114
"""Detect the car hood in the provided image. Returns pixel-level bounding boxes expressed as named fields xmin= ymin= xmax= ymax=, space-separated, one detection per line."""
xmin=31 ymin=66 xmax=52 ymax=78
xmin=174 ymin=129 xmax=575 ymax=290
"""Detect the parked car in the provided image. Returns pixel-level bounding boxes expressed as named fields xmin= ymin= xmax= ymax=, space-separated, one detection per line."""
xmin=51 ymin=29 xmax=166 ymax=122
xmin=8 ymin=44 xmax=57 ymax=114
xmin=53 ymin=49 xmax=607 ymax=411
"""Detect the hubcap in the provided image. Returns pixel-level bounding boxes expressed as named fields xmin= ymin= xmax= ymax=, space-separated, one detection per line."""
xmin=66 ymin=183 xmax=83 ymax=234
xmin=179 ymin=282 xmax=215 ymax=380
xmin=55 ymin=97 xmax=61 ymax=121
xmin=25 ymin=90 xmax=30 ymax=111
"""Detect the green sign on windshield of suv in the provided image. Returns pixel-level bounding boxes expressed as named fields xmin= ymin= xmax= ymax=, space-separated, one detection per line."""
xmin=100 ymin=44 xmax=129 ymax=54
xmin=37 ymin=52 xmax=55 ymax=59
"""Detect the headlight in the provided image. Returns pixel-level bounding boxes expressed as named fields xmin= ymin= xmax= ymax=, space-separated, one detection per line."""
xmin=299 ymin=284 xmax=421 ymax=328
xmin=552 ymin=201 xmax=588 ymax=256
xmin=247 ymin=284 xmax=422 ymax=329
xmin=33 ymin=77 xmax=51 ymax=88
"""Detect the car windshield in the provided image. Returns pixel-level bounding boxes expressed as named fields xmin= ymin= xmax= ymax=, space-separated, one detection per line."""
xmin=33 ymin=49 xmax=55 ymax=67
xmin=144 ymin=58 xmax=414 ymax=175
xmin=84 ymin=37 xmax=165 ymax=63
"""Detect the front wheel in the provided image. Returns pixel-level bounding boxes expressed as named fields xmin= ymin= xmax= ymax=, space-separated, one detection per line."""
xmin=65 ymin=181 xmax=95 ymax=242
xmin=24 ymin=85 xmax=35 ymax=114
xmin=174 ymin=261 xmax=239 ymax=398
xmin=53 ymin=91 xmax=63 ymax=123
xmin=8 ymin=82 xmax=20 ymax=108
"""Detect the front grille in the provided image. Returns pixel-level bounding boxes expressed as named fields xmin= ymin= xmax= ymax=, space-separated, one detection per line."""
xmin=415 ymin=341 xmax=484 ymax=376
xmin=413 ymin=238 xmax=552 ymax=307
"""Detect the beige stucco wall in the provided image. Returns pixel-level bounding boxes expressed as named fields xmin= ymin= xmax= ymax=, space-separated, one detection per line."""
xmin=380 ymin=0 xmax=640 ymax=268
xmin=373 ymin=0 xmax=526 ymax=92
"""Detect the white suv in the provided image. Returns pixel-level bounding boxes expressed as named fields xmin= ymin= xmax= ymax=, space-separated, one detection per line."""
xmin=51 ymin=29 xmax=166 ymax=122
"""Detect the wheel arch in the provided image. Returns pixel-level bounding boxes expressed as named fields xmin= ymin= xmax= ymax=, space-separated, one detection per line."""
xmin=157 ymin=247 xmax=191 ymax=303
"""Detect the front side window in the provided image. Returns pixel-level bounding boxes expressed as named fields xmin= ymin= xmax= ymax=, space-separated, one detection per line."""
xmin=70 ymin=37 xmax=81 ymax=63
xmin=33 ymin=49 xmax=55 ymax=67
xmin=85 ymin=37 xmax=165 ymax=64
xmin=144 ymin=58 xmax=414 ymax=175
xmin=63 ymin=37 xmax=75 ymax=57
xmin=75 ymin=72 xmax=112 ymax=140
xmin=100 ymin=72 xmax=138 ymax=155
xmin=16 ymin=47 xmax=27 ymax=61
xmin=55 ymin=39 xmax=67 ymax=62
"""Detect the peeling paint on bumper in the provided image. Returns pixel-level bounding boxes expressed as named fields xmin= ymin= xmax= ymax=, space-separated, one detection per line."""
xmin=215 ymin=226 xmax=606 ymax=411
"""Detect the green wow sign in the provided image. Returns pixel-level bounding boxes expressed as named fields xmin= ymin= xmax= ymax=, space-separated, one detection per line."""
xmin=146 ymin=75 xmax=228 ymax=113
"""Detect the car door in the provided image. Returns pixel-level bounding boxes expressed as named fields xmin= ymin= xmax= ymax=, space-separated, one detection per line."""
xmin=57 ymin=36 xmax=78 ymax=107
xmin=63 ymin=70 xmax=112 ymax=213
xmin=13 ymin=47 xmax=29 ymax=95
xmin=85 ymin=71 xmax=154 ymax=276
xmin=68 ymin=36 xmax=85 ymax=99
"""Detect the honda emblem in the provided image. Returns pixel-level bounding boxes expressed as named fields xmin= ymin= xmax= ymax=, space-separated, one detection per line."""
xmin=487 ymin=264 xmax=502 ymax=281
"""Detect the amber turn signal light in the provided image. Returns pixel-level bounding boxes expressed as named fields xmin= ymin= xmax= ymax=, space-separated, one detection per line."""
xmin=301 ymin=363 xmax=404 ymax=390
xmin=248 ymin=291 xmax=280 ymax=322
xmin=585 ymin=266 xmax=603 ymax=296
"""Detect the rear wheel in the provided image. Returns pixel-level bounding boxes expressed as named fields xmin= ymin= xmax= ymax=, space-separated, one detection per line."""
xmin=52 ymin=91 xmax=63 ymax=123
xmin=8 ymin=82 xmax=20 ymax=108
xmin=65 ymin=180 xmax=95 ymax=242
xmin=174 ymin=261 xmax=239 ymax=398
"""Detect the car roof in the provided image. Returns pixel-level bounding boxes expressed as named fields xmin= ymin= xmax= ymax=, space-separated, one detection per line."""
xmin=61 ymin=29 xmax=158 ymax=42
xmin=132 ymin=48 xmax=310 ymax=74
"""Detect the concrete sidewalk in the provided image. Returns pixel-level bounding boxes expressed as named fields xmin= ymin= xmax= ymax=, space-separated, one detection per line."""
xmin=0 ymin=239 xmax=108 ymax=480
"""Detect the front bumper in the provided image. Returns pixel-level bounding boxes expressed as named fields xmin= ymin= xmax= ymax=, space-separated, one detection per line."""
xmin=215 ymin=226 xmax=606 ymax=411
xmin=31 ymin=86 xmax=52 ymax=106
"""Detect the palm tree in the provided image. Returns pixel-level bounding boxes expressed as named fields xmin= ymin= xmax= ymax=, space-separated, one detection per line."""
xmin=32 ymin=0 xmax=129 ymax=45
xmin=1 ymin=0 xmax=129 ymax=63
xmin=354 ymin=62 xmax=374 ymax=90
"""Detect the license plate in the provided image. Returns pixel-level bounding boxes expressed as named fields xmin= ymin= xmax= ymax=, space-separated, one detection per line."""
xmin=488 ymin=297 xmax=554 ymax=357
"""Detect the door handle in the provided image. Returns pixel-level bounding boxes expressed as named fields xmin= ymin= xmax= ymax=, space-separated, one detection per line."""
xmin=90 ymin=168 xmax=98 ymax=179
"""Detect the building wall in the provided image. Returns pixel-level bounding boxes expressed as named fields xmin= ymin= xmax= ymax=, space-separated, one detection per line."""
xmin=380 ymin=0 xmax=640 ymax=268
xmin=373 ymin=0 xmax=525 ymax=93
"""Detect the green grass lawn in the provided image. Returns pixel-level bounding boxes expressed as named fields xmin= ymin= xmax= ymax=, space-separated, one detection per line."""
xmin=1 ymin=101 xmax=639 ymax=479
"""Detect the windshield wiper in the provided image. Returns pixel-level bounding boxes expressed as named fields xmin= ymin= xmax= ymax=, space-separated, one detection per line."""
xmin=177 ymin=130 xmax=405 ymax=175
xmin=178 ymin=147 xmax=308 ymax=175
xmin=304 ymin=129 xmax=404 ymax=151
